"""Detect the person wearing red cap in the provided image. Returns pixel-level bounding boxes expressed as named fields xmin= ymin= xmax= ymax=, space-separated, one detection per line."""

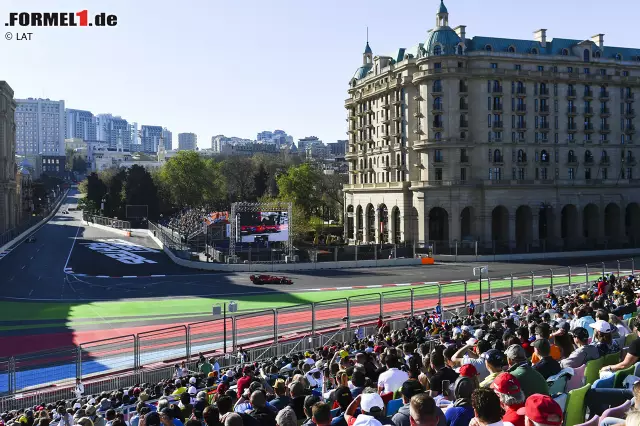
xmin=491 ymin=373 xmax=525 ymax=426
xmin=516 ymin=394 xmax=563 ymax=426
xmin=459 ymin=364 xmax=480 ymax=389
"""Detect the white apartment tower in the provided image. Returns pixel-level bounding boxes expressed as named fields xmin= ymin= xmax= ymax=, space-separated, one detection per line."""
xmin=343 ymin=0 xmax=640 ymax=252
xmin=96 ymin=114 xmax=132 ymax=151
xmin=15 ymin=98 xmax=65 ymax=155
xmin=65 ymin=109 xmax=97 ymax=141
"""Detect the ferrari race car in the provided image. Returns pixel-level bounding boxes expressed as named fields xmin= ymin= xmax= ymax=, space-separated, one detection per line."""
xmin=250 ymin=274 xmax=293 ymax=285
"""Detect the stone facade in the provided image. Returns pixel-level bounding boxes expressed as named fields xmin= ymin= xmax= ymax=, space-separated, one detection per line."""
xmin=0 ymin=81 xmax=17 ymax=233
xmin=343 ymin=1 xmax=640 ymax=251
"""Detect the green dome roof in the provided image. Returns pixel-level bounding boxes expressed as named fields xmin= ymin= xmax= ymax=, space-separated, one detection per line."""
xmin=438 ymin=0 xmax=448 ymax=14
xmin=425 ymin=27 xmax=461 ymax=56
xmin=353 ymin=63 xmax=372 ymax=80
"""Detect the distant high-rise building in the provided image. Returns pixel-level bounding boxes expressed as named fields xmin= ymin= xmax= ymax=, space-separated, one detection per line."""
xmin=257 ymin=129 xmax=293 ymax=148
xmin=0 ymin=81 xmax=17 ymax=233
xmin=15 ymin=98 xmax=65 ymax=155
xmin=65 ymin=109 xmax=97 ymax=141
xmin=162 ymin=127 xmax=173 ymax=150
xmin=140 ymin=125 xmax=163 ymax=153
xmin=211 ymin=135 xmax=254 ymax=152
xmin=96 ymin=114 xmax=132 ymax=151
xmin=178 ymin=132 xmax=197 ymax=151
xmin=130 ymin=122 xmax=139 ymax=147
xmin=329 ymin=140 xmax=347 ymax=156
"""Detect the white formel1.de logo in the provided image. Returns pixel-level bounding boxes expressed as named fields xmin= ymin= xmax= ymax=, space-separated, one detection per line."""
xmin=81 ymin=239 xmax=160 ymax=264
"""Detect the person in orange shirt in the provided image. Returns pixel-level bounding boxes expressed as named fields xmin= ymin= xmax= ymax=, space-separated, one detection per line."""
xmin=530 ymin=323 xmax=562 ymax=364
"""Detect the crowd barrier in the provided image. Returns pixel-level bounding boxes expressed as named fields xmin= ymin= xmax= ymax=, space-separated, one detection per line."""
xmin=0 ymin=257 xmax=636 ymax=410
xmin=83 ymin=213 xmax=131 ymax=231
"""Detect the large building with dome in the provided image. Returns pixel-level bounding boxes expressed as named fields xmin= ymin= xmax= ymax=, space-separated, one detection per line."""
xmin=343 ymin=0 xmax=640 ymax=253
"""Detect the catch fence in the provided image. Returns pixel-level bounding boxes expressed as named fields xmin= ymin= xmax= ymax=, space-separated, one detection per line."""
xmin=0 ymin=257 xmax=636 ymax=410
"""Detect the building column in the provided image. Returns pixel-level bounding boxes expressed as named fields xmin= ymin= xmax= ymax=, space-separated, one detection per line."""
xmin=375 ymin=207 xmax=381 ymax=244
xmin=531 ymin=212 xmax=540 ymax=246
xmin=449 ymin=203 xmax=461 ymax=243
xmin=416 ymin=195 xmax=428 ymax=245
xmin=483 ymin=211 xmax=492 ymax=248
xmin=508 ymin=214 xmax=516 ymax=249
xmin=574 ymin=207 xmax=584 ymax=248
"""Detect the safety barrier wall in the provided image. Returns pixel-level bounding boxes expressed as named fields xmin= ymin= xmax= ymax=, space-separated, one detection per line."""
xmin=0 ymin=257 xmax=636 ymax=408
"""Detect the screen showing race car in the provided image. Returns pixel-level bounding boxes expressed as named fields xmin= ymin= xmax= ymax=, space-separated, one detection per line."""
xmin=238 ymin=211 xmax=289 ymax=242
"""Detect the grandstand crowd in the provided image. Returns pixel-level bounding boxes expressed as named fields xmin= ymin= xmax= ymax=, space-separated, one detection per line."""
xmin=163 ymin=208 xmax=209 ymax=237
xmin=5 ymin=272 xmax=640 ymax=426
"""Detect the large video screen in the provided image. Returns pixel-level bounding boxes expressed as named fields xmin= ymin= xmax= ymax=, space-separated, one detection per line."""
xmin=239 ymin=211 xmax=289 ymax=243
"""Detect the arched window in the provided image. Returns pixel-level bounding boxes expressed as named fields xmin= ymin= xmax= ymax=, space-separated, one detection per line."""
xmin=433 ymin=80 xmax=442 ymax=91
xmin=508 ymin=45 xmax=516 ymax=53
xmin=517 ymin=81 xmax=525 ymax=90
xmin=485 ymin=44 xmax=493 ymax=52
xmin=460 ymin=131 xmax=466 ymax=139
xmin=493 ymin=149 xmax=502 ymax=162
xmin=561 ymin=48 xmax=569 ymax=56
xmin=433 ymin=45 xmax=442 ymax=56
xmin=541 ymin=150 xmax=549 ymax=163
xmin=615 ymin=53 xmax=622 ymax=61
xmin=594 ymin=51 xmax=601 ymax=58
xmin=457 ymin=44 xmax=463 ymax=55
xmin=517 ymin=149 xmax=524 ymax=161
xmin=601 ymin=149 xmax=608 ymax=159
xmin=585 ymin=150 xmax=593 ymax=161
xmin=386 ymin=155 xmax=390 ymax=166
xmin=433 ymin=97 xmax=442 ymax=110
xmin=568 ymin=150 xmax=576 ymax=162
xmin=434 ymin=132 xmax=442 ymax=140
xmin=459 ymin=97 xmax=466 ymax=109
xmin=531 ymin=47 xmax=539 ymax=55
xmin=584 ymin=49 xmax=590 ymax=62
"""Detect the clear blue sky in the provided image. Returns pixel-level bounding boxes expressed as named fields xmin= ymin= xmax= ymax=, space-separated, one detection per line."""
xmin=2 ymin=0 xmax=638 ymax=148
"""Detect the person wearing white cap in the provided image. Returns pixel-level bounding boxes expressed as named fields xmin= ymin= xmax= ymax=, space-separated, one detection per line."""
xmin=344 ymin=392 xmax=388 ymax=426
xmin=74 ymin=378 xmax=85 ymax=399
xmin=590 ymin=320 xmax=620 ymax=356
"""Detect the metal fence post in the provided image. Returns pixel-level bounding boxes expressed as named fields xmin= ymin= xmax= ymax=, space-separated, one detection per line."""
xmin=617 ymin=260 xmax=621 ymax=277
xmin=345 ymin=299 xmax=351 ymax=342
xmin=487 ymin=277 xmax=492 ymax=303
xmin=463 ymin=281 xmax=467 ymax=308
xmin=134 ymin=335 xmax=140 ymax=372
xmin=334 ymin=247 xmax=338 ymax=263
xmin=379 ymin=293 xmax=384 ymax=318
xmin=273 ymin=309 xmax=278 ymax=344
xmin=550 ymin=269 xmax=554 ymax=293
xmin=410 ymin=289 xmax=415 ymax=318
xmin=602 ymin=262 xmax=606 ymax=278
xmin=530 ymin=271 xmax=535 ymax=295
xmin=311 ymin=303 xmax=316 ymax=336
xmin=585 ymin=264 xmax=589 ymax=283
xmin=634 ymin=258 xmax=637 ymax=274
xmin=374 ymin=245 xmax=377 ymax=261
xmin=185 ymin=326 xmax=191 ymax=360
xmin=76 ymin=346 xmax=82 ymax=380
xmin=232 ymin=317 xmax=237 ymax=352
xmin=510 ymin=274 xmax=514 ymax=297
xmin=568 ymin=266 xmax=572 ymax=287
xmin=355 ymin=245 xmax=358 ymax=262
xmin=438 ymin=284 xmax=442 ymax=308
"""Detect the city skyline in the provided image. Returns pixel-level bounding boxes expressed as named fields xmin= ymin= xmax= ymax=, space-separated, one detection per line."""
xmin=4 ymin=0 xmax=640 ymax=146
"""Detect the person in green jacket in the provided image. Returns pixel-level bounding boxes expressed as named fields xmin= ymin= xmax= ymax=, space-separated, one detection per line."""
xmin=505 ymin=344 xmax=549 ymax=398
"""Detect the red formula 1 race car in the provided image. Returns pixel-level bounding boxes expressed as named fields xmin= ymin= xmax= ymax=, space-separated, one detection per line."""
xmin=250 ymin=274 xmax=293 ymax=285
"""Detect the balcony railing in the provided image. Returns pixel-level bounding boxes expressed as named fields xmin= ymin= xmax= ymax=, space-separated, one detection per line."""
xmin=599 ymin=91 xmax=610 ymax=100
xmin=568 ymin=123 xmax=577 ymax=131
xmin=539 ymin=105 xmax=550 ymax=113
xmin=516 ymin=105 xmax=527 ymax=113
xmin=492 ymin=104 xmax=503 ymax=112
xmin=584 ymin=124 xmax=594 ymax=132
xmin=584 ymin=107 xmax=594 ymax=115
xmin=460 ymin=121 xmax=469 ymax=128
xmin=491 ymin=86 xmax=503 ymax=93
xmin=584 ymin=90 xmax=594 ymax=99
xmin=539 ymin=88 xmax=550 ymax=96
xmin=460 ymin=103 xmax=469 ymax=111
xmin=567 ymin=90 xmax=577 ymax=99
xmin=600 ymin=124 xmax=611 ymax=132
xmin=539 ymin=122 xmax=550 ymax=129
xmin=625 ymin=109 xmax=636 ymax=117
xmin=516 ymin=88 xmax=527 ymax=96
xmin=568 ymin=106 xmax=577 ymax=114
xmin=517 ymin=123 xmax=527 ymax=130
xmin=626 ymin=93 xmax=635 ymax=101
xmin=492 ymin=121 xmax=504 ymax=129
xmin=601 ymin=108 xmax=611 ymax=115
xmin=459 ymin=84 xmax=468 ymax=93
xmin=600 ymin=156 xmax=611 ymax=165
xmin=460 ymin=156 xmax=470 ymax=163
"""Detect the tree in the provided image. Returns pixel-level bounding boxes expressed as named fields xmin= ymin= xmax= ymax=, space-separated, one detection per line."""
xmin=124 ymin=165 xmax=159 ymax=219
xmin=221 ymin=156 xmax=256 ymax=202
xmin=85 ymin=172 xmax=107 ymax=210
xmin=276 ymin=163 xmax=323 ymax=218
xmin=318 ymin=173 xmax=348 ymax=222
xmin=157 ymin=151 xmax=223 ymax=208
xmin=100 ymin=168 xmax=126 ymax=218
xmin=253 ymin=163 xmax=269 ymax=199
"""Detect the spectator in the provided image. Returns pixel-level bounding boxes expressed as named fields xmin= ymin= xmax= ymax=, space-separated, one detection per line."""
xmin=377 ymin=356 xmax=409 ymax=394
xmin=288 ymin=382 xmax=307 ymax=420
xmin=560 ymin=327 xmax=600 ymax=369
xmin=479 ymin=350 xmax=506 ymax=388
xmin=271 ymin=380 xmax=291 ymax=411
xmin=591 ymin=320 xmax=621 ymax=356
xmin=311 ymin=403 xmax=332 ymax=426
xmin=330 ymin=386 xmax=354 ymax=426
xmin=531 ymin=324 xmax=562 ymax=363
xmin=202 ymin=407 xmax=220 ymax=426
xmin=247 ymin=390 xmax=277 ymax=426
xmin=428 ymin=351 xmax=459 ymax=396
xmin=409 ymin=393 xmax=440 ymax=426
xmin=470 ymin=389 xmax=510 ymax=426
xmin=392 ymin=380 xmax=445 ymax=426
xmin=450 ymin=340 xmax=490 ymax=381
xmin=515 ymin=394 xmax=562 ymax=426
xmin=275 ymin=407 xmax=297 ymax=426
xmin=602 ymin=317 xmax=640 ymax=374
xmin=531 ymin=340 xmax=561 ymax=380
xmin=504 ymin=345 xmax=548 ymax=397
xmin=237 ymin=367 xmax=254 ymax=399
xmin=444 ymin=377 xmax=475 ymax=426
xmin=344 ymin=392 xmax=390 ymax=426
xmin=490 ymin=374 xmax=525 ymax=426
xmin=303 ymin=396 xmax=322 ymax=426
